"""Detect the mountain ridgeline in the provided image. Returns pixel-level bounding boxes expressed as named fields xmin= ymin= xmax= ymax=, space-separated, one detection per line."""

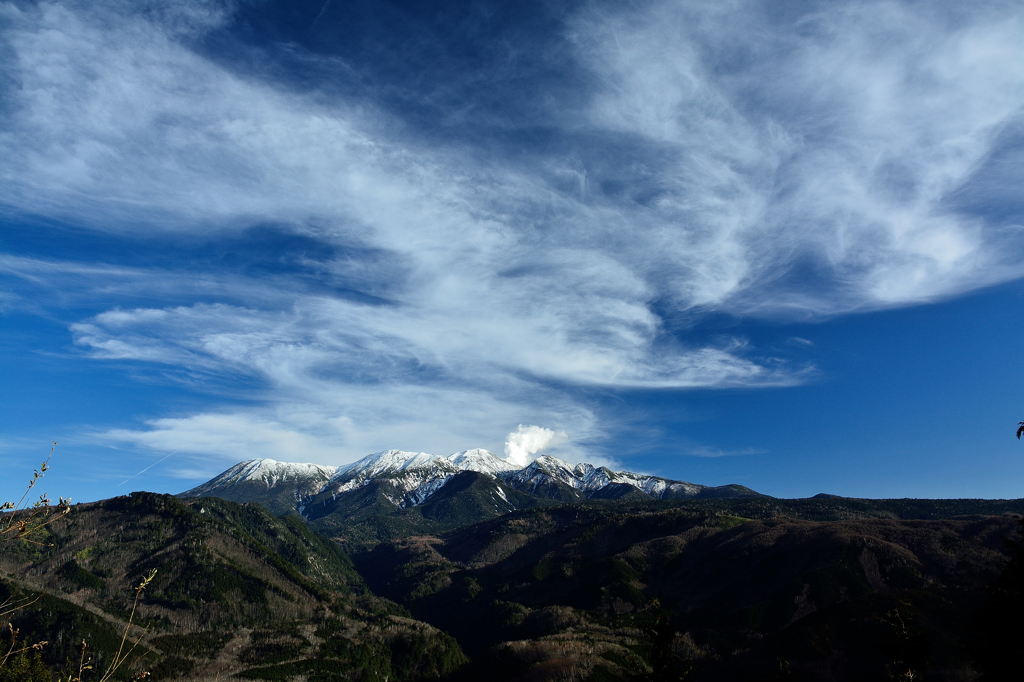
xmin=180 ymin=450 xmax=760 ymax=546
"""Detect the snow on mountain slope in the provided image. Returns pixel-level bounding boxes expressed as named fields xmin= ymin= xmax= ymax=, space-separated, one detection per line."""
xmin=183 ymin=448 xmax=758 ymax=516
xmin=446 ymin=449 xmax=518 ymax=475
xmin=324 ymin=449 xmax=460 ymax=509
xmin=182 ymin=458 xmax=337 ymax=495
xmin=332 ymin=450 xmax=447 ymax=480
xmin=611 ymin=471 xmax=703 ymax=498
xmin=500 ymin=455 xmax=707 ymax=499
xmin=319 ymin=448 xmax=520 ymax=509
xmin=502 ymin=455 xmax=582 ymax=494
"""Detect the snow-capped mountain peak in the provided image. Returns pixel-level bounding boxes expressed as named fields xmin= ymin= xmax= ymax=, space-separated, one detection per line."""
xmin=182 ymin=448 xmax=760 ymax=518
xmin=213 ymin=458 xmax=335 ymax=488
xmin=446 ymin=449 xmax=518 ymax=475
xmin=518 ymin=454 xmax=582 ymax=485
xmin=324 ymin=450 xmax=458 ymax=507
xmin=181 ymin=458 xmax=336 ymax=497
xmin=330 ymin=449 xmax=451 ymax=482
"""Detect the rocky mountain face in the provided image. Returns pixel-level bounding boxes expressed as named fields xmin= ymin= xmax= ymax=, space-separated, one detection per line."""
xmin=180 ymin=449 xmax=761 ymax=543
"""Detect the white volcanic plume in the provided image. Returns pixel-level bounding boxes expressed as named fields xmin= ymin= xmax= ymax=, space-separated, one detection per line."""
xmin=503 ymin=425 xmax=567 ymax=467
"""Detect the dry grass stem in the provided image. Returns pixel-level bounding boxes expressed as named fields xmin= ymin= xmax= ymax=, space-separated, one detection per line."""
xmin=1 ymin=442 xmax=71 ymax=546
xmin=98 ymin=569 xmax=157 ymax=682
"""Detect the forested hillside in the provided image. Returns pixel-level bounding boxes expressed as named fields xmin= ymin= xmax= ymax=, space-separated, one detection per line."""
xmin=345 ymin=498 xmax=1024 ymax=681
xmin=3 ymin=491 xmax=1023 ymax=680
xmin=0 ymin=492 xmax=466 ymax=681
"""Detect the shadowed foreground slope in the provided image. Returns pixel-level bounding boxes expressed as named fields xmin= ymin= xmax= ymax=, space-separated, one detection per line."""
xmin=0 ymin=492 xmax=466 ymax=681
xmin=351 ymin=502 xmax=1022 ymax=681
xmin=5 ymin=488 xmax=1022 ymax=681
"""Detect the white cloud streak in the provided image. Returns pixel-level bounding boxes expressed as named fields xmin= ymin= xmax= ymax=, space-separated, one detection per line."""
xmin=2 ymin=0 xmax=1023 ymax=462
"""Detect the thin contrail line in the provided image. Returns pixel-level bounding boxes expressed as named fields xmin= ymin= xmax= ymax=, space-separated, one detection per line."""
xmin=312 ymin=0 xmax=332 ymax=26
xmin=118 ymin=450 xmax=179 ymax=486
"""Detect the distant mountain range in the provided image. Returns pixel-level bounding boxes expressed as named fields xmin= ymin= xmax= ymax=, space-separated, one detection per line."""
xmin=181 ymin=449 xmax=762 ymax=521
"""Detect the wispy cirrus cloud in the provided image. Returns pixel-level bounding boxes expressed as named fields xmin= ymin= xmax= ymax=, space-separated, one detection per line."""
xmin=2 ymin=0 xmax=1023 ymax=465
xmin=68 ymin=300 xmax=774 ymax=462
xmin=570 ymin=0 xmax=1024 ymax=313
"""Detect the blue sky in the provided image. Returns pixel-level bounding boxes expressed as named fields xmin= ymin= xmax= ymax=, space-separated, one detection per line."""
xmin=2 ymin=0 xmax=1024 ymax=503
